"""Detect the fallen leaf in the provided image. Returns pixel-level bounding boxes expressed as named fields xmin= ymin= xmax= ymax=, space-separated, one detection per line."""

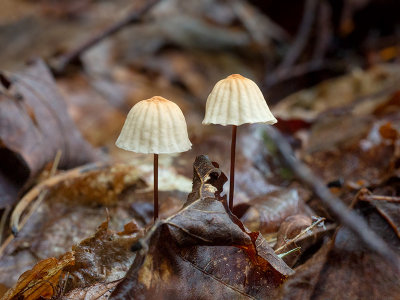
xmin=0 ymin=163 xmax=146 ymax=289
xmin=274 ymin=215 xmax=334 ymax=267
xmin=0 ymin=59 xmax=98 ymax=208
xmin=2 ymin=252 xmax=74 ymax=300
xmin=110 ymin=155 xmax=293 ymax=300
xmin=237 ymin=189 xmax=306 ymax=235
xmin=63 ymin=219 xmax=142 ymax=293
xmin=303 ymin=116 xmax=398 ymax=188
xmin=62 ymin=280 xmax=121 ymax=300
xmin=273 ymin=65 xmax=400 ymax=121
xmin=278 ymin=200 xmax=400 ymax=299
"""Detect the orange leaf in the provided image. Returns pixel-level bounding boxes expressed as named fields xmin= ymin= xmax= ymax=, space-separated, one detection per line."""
xmin=2 ymin=252 xmax=74 ymax=300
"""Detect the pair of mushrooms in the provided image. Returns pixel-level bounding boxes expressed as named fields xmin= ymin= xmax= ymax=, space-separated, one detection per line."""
xmin=116 ymin=74 xmax=277 ymax=221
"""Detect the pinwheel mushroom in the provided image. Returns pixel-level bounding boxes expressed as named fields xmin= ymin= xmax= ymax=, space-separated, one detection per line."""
xmin=203 ymin=74 xmax=277 ymax=210
xmin=116 ymin=96 xmax=192 ymax=221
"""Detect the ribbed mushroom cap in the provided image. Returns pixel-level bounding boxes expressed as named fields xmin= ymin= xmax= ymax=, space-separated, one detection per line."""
xmin=203 ymin=74 xmax=277 ymax=126
xmin=116 ymin=96 xmax=192 ymax=154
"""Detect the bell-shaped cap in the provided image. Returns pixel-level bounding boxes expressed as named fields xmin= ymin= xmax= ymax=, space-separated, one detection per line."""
xmin=116 ymin=96 xmax=192 ymax=154
xmin=203 ymin=74 xmax=277 ymax=126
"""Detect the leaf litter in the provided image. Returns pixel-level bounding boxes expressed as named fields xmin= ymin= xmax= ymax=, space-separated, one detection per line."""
xmin=110 ymin=155 xmax=293 ymax=300
xmin=1 ymin=1 xmax=400 ymax=298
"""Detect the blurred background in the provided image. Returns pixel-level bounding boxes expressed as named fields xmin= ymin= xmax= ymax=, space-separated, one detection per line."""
xmin=2 ymin=0 xmax=399 ymax=153
xmin=1 ymin=0 xmax=400 ymax=233
xmin=1 ymin=0 xmax=400 ymax=296
xmin=1 ymin=0 xmax=400 ymax=214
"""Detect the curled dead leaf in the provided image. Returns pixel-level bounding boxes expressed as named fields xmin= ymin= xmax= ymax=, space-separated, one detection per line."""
xmin=237 ymin=189 xmax=306 ymax=235
xmin=2 ymin=252 xmax=74 ymax=300
xmin=63 ymin=219 xmax=142 ymax=293
xmin=111 ymin=155 xmax=293 ymax=300
xmin=62 ymin=280 xmax=122 ymax=300
xmin=0 ymin=59 xmax=98 ymax=208
xmin=279 ymin=200 xmax=400 ymax=299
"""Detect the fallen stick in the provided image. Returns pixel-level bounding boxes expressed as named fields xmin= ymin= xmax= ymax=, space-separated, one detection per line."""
xmin=274 ymin=217 xmax=325 ymax=254
xmin=9 ymin=162 xmax=107 ymax=237
xmin=53 ymin=0 xmax=162 ymax=74
xmin=278 ymin=0 xmax=318 ymax=69
xmin=264 ymin=126 xmax=400 ymax=271
xmin=360 ymin=194 xmax=400 ymax=203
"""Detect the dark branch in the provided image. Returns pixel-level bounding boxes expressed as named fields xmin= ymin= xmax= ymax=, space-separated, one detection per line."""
xmin=264 ymin=125 xmax=400 ymax=272
xmin=280 ymin=0 xmax=318 ymax=69
xmin=52 ymin=0 xmax=162 ymax=74
xmin=264 ymin=0 xmax=319 ymax=86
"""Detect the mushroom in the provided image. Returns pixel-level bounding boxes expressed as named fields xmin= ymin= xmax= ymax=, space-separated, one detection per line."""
xmin=116 ymin=96 xmax=192 ymax=221
xmin=203 ymin=74 xmax=277 ymax=210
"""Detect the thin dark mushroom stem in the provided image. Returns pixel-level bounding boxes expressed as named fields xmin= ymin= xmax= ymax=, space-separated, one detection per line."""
xmin=154 ymin=153 xmax=159 ymax=221
xmin=229 ymin=125 xmax=237 ymax=210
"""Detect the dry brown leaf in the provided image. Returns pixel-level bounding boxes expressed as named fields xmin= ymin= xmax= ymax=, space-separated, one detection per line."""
xmin=279 ymin=200 xmax=400 ymax=299
xmin=111 ymin=155 xmax=293 ymax=300
xmin=303 ymin=115 xmax=398 ymax=188
xmin=0 ymin=163 xmax=146 ymax=289
xmin=62 ymin=280 xmax=121 ymax=300
xmin=2 ymin=252 xmax=74 ymax=300
xmin=273 ymin=65 xmax=400 ymax=121
xmin=0 ymin=59 xmax=98 ymax=208
xmin=237 ymin=189 xmax=306 ymax=235
xmin=64 ymin=219 xmax=141 ymax=293
xmin=274 ymin=215 xmax=334 ymax=267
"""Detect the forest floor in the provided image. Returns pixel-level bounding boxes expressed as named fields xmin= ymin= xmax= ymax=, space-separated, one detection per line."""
xmin=0 ymin=0 xmax=400 ymax=299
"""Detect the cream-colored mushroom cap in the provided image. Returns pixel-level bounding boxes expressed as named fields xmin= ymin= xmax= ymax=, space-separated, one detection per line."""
xmin=116 ymin=96 xmax=192 ymax=154
xmin=203 ymin=74 xmax=277 ymax=126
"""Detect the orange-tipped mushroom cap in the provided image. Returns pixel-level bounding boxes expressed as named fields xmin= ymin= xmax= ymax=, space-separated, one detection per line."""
xmin=203 ymin=74 xmax=277 ymax=126
xmin=116 ymin=96 xmax=192 ymax=154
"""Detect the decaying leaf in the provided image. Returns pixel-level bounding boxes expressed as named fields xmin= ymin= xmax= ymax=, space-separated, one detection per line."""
xmin=302 ymin=111 xmax=400 ymax=191
xmin=273 ymin=65 xmax=400 ymax=122
xmin=62 ymin=280 xmax=122 ymax=300
xmin=0 ymin=163 xmax=146 ymax=288
xmin=237 ymin=189 xmax=306 ymax=235
xmin=279 ymin=200 xmax=400 ymax=299
xmin=2 ymin=217 xmax=142 ymax=300
xmin=177 ymin=127 xmax=288 ymax=205
xmin=2 ymin=252 xmax=74 ymax=300
xmin=111 ymin=155 xmax=293 ymax=300
xmin=0 ymin=158 xmax=193 ymax=290
xmin=0 ymin=59 xmax=98 ymax=208
xmin=274 ymin=215 xmax=334 ymax=267
xmin=64 ymin=219 xmax=141 ymax=293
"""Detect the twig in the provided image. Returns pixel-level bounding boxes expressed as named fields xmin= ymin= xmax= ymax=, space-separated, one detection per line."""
xmin=11 ymin=150 xmax=62 ymax=235
xmin=279 ymin=0 xmax=318 ymax=69
xmin=53 ymin=0 xmax=162 ymax=74
xmin=264 ymin=126 xmax=400 ymax=271
xmin=0 ymin=205 xmax=11 ymax=244
xmin=312 ymin=0 xmax=332 ymax=62
xmin=232 ymin=0 xmax=290 ymax=46
xmin=360 ymin=194 xmax=400 ymax=203
xmin=278 ymin=247 xmax=301 ymax=258
xmin=265 ymin=59 xmax=324 ymax=87
xmin=0 ymin=151 xmax=64 ymax=259
xmin=264 ymin=0 xmax=319 ymax=87
xmin=275 ymin=217 xmax=325 ymax=254
xmin=0 ymin=235 xmax=13 ymax=261
xmin=0 ymin=162 xmax=107 ymax=260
